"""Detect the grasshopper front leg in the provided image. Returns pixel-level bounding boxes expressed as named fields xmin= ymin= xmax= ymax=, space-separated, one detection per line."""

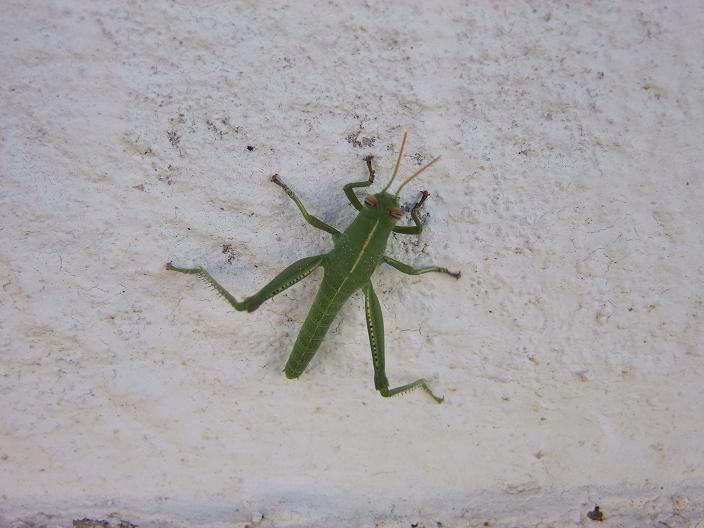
xmin=166 ymin=254 xmax=325 ymax=312
xmin=343 ymin=155 xmax=376 ymax=211
xmin=393 ymin=190 xmax=429 ymax=235
xmin=362 ymin=282 xmax=443 ymax=403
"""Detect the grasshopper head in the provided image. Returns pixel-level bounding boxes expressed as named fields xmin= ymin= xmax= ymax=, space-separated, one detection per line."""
xmin=373 ymin=131 xmax=440 ymax=224
xmin=363 ymin=191 xmax=403 ymax=224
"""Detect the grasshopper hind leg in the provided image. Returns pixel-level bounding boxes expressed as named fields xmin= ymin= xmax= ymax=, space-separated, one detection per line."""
xmin=166 ymin=263 xmax=247 ymax=311
xmin=362 ymin=282 xmax=444 ymax=404
xmin=166 ymin=254 xmax=325 ymax=313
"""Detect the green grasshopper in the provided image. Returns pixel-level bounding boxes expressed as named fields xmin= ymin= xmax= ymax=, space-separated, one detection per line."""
xmin=166 ymin=132 xmax=460 ymax=402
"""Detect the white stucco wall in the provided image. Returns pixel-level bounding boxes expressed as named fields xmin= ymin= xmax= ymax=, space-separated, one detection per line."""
xmin=1 ymin=1 xmax=703 ymax=527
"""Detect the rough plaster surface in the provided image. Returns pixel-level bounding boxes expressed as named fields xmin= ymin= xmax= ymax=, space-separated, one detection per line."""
xmin=1 ymin=1 xmax=703 ymax=527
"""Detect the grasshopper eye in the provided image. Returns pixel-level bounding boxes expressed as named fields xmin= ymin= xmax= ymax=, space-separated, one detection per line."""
xmin=364 ymin=195 xmax=378 ymax=208
xmin=388 ymin=207 xmax=403 ymax=220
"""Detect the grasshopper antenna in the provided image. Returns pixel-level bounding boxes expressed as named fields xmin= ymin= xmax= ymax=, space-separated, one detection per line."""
xmin=394 ymin=155 xmax=441 ymax=197
xmin=381 ymin=131 xmax=408 ymax=193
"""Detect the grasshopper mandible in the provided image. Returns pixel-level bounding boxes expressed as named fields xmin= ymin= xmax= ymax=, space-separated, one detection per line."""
xmin=166 ymin=132 xmax=460 ymax=402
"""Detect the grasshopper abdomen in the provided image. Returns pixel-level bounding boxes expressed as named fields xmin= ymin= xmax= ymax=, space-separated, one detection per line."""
xmin=284 ymin=275 xmax=350 ymax=378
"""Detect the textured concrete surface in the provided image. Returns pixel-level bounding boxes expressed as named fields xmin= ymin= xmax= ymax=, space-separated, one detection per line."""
xmin=1 ymin=1 xmax=703 ymax=527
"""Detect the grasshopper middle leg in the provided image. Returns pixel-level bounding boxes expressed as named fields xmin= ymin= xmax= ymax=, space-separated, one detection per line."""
xmin=271 ymin=174 xmax=340 ymax=237
xmin=383 ymin=255 xmax=461 ymax=279
xmin=343 ymin=155 xmax=376 ymax=211
xmin=362 ymin=282 xmax=444 ymax=403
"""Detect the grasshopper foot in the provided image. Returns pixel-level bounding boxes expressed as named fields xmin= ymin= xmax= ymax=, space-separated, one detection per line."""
xmin=363 ymin=155 xmax=376 ymax=181
xmin=379 ymin=378 xmax=444 ymax=404
xmin=165 ymin=262 xmax=202 ymax=274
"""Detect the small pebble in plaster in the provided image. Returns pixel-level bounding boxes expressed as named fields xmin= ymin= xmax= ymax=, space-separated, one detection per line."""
xmin=650 ymin=442 xmax=665 ymax=453
xmin=121 ymin=134 xmax=154 ymax=156
xmin=574 ymin=370 xmax=589 ymax=382
xmin=672 ymin=495 xmax=690 ymax=511
xmin=642 ymin=82 xmax=665 ymax=100
xmin=595 ymin=304 xmax=613 ymax=325
xmin=246 ymin=145 xmax=255 ymax=151
xmin=587 ymin=505 xmax=604 ymax=521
